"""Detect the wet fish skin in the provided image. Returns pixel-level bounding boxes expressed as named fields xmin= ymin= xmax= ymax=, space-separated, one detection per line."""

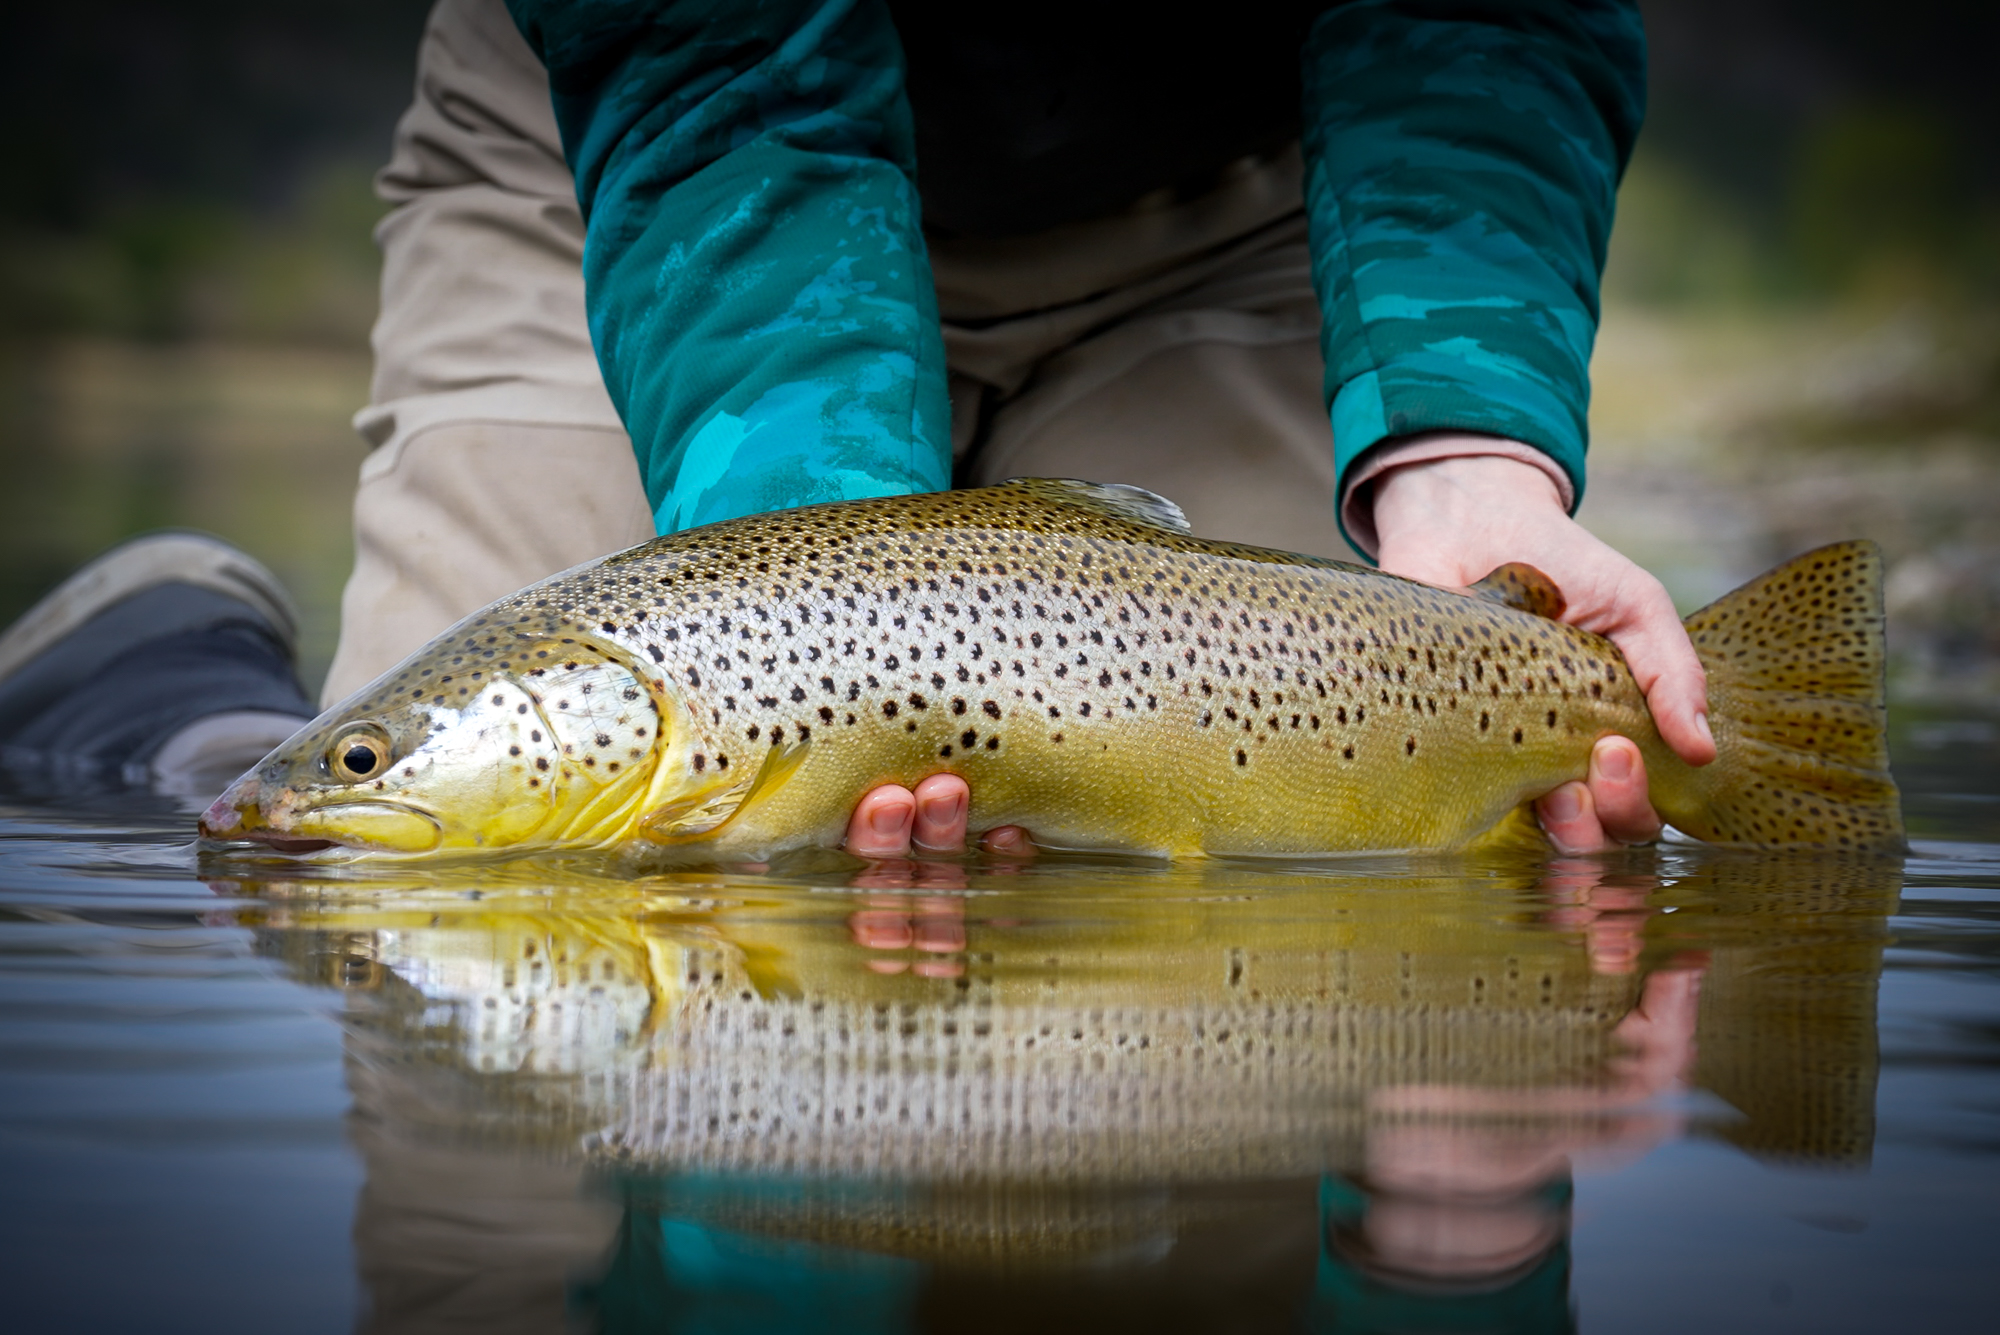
xmin=203 ymin=479 xmax=1902 ymax=859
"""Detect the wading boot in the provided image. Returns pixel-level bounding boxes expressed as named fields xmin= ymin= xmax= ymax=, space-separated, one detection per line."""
xmin=0 ymin=533 xmax=314 ymax=801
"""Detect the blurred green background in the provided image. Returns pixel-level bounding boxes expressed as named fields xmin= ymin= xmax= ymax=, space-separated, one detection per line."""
xmin=0 ymin=0 xmax=1995 ymax=700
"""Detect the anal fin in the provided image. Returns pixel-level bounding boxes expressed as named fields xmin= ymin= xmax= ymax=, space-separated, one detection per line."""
xmin=1464 ymin=801 xmax=1554 ymax=854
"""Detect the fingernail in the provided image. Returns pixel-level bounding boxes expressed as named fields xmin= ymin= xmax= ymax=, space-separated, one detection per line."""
xmin=920 ymin=792 xmax=963 ymax=829
xmin=870 ymin=802 xmax=910 ymax=836
xmin=1597 ymin=744 xmax=1632 ymax=783
xmin=1696 ymin=713 xmax=1714 ymax=746
xmin=1545 ymin=785 xmax=1584 ymax=823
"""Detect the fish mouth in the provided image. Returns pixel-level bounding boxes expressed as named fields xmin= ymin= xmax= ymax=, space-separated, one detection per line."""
xmin=267 ymin=800 xmax=445 ymax=855
xmin=236 ymin=831 xmax=338 ymax=855
xmin=199 ymin=779 xmax=444 ymax=857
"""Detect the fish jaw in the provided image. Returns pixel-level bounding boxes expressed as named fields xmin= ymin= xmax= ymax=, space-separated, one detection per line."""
xmin=198 ymin=769 xmax=443 ymax=855
xmin=276 ymin=801 xmax=443 ymax=853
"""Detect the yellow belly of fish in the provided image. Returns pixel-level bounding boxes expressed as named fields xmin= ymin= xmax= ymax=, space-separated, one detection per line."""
xmin=699 ymin=689 xmax=1652 ymax=858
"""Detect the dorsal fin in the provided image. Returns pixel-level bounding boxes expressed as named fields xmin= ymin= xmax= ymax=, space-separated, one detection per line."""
xmin=1007 ymin=478 xmax=1193 ymax=534
xmin=1468 ymin=562 xmax=1567 ymax=620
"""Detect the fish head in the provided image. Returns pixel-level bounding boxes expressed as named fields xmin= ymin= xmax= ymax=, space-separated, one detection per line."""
xmin=200 ymin=634 xmax=672 ymax=857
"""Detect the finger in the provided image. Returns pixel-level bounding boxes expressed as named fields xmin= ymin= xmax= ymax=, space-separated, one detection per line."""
xmin=911 ymin=773 xmax=970 ymax=852
xmin=1536 ymin=781 xmax=1614 ymax=855
xmin=1599 ymin=573 xmax=1715 ymax=768
xmin=979 ymin=825 xmax=1036 ymax=858
xmin=845 ymin=785 xmax=915 ymax=858
xmin=1586 ymin=737 xmax=1664 ymax=845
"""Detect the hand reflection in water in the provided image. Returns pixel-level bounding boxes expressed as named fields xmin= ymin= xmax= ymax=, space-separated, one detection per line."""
xmin=1345 ymin=956 xmax=1706 ymax=1287
xmin=1541 ymin=858 xmax=1661 ymax=975
xmin=849 ymin=895 xmax=967 ymax=977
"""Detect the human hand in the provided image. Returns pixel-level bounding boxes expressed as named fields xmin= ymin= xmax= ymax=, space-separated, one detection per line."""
xmin=1370 ymin=450 xmax=1714 ymax=851
xmin=843 ymin=773 xmax=1033 ymax=859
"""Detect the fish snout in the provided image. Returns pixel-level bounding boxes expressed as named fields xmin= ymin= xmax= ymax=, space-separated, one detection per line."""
xmin=198 ymin=776 xmax=261 ymax=839
xmin=197 ymin=779 xmax=342 ymax=853
xmin=196 ymin=798 xmax=240 ymax=838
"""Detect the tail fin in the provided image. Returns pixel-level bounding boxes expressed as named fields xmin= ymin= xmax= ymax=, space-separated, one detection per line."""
xmin=1656 ymin=541 xmax=1905 ymax=852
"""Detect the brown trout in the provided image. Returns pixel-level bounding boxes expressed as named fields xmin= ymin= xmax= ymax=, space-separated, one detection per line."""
xmin=200 ymin=479 xmax=1902 ymax=860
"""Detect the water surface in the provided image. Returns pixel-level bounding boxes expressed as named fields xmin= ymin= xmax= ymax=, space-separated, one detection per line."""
xmin=1 ymin=717 xmax=1995 ymax=1334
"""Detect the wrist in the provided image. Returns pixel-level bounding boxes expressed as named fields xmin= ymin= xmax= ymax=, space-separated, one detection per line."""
xmin=1370 ymin=453 xmax=1573 ymax=588
xmin=1342 ymin=433 xmax=1574 ymax=559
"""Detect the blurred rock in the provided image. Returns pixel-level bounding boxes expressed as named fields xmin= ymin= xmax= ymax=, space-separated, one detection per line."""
xmin=1587 ymin=300 xmax=2000 ymax=706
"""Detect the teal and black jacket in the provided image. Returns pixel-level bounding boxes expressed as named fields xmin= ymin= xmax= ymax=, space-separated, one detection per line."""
xmin=504 ymin=0 xmax=1645 ymax=543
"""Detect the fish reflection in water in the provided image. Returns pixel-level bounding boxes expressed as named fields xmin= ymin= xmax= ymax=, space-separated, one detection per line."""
xmin=220 ymin=850 xmax=1899 ymax=1333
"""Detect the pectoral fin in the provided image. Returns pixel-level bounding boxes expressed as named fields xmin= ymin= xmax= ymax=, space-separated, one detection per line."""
xmin=639 ymin=737 xmax=811 ymax=844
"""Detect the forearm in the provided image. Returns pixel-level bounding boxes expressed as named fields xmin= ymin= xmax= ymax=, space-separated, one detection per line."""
xmin=1301 ymin=0 xmax=1646 ymax=552
xmin=507 ymin=0 xmax=951 ymax=532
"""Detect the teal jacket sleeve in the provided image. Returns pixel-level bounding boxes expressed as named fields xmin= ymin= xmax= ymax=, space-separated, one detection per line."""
xmin=504 ymin=0 xmax=949 ymax=535
xmin=1302 ymin=0 xmax=1645 ymax=544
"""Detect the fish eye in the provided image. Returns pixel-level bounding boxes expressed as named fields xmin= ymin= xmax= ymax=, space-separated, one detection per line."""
xmin=328 ymin=728 xmax=392 ymax=783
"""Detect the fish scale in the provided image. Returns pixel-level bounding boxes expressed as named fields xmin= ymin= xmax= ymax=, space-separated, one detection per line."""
xmin=208 ymin=479 xmax=1903 ymax=859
